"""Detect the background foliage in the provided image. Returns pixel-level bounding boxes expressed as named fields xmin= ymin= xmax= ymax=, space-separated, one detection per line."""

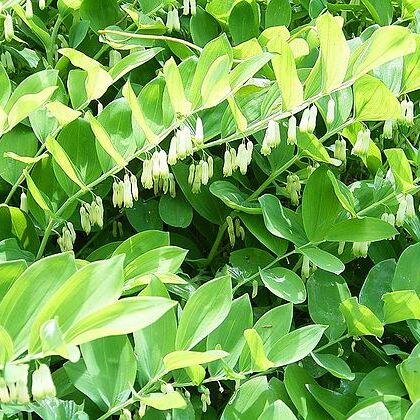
xmin=0 ymin=0 xmax=420 ymax=418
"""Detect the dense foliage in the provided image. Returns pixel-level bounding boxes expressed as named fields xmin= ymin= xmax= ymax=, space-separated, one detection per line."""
xmin=0 ymin=0 xmax=420 ymax=418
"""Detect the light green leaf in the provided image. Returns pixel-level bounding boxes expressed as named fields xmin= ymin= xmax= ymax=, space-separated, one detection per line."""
xmin=140 ymin=392 xmax=187 ymax=411
xmin=354 ymin=75 xmax=401 ymax=121
xmin=201 ymin=55 xmax=231 ymax=108
xmin=163 ymin=350 xmax=229 ymax=371
xmin=384 ymin=148 xmax=414 ymax=193
xmin=268 ymin=36 xmax=303 ymax=110
xmin=383 ymin=290 xmax=420 ymax=324
xmin=392 ymin=243 xmax=420 ymax=294
xmin=361 ymin=0 xmax=393 ymax=26
xmin=45 ymin=101 xmax=81 ymax=126
xmin=316 ymin=12 xmax=350 ymax=93
xmin=244 ymin=329 xmax=274 ymax=372
xmin=175 ymin=275 xmax=232 ymax=350
xmin=311 ymin=352 xmax=355 ymax=380
xmin=260 ymin=267 xmax=306 ymax=304
xmin=340 ymin=297 xmax=384 ymax=337
xmin=65 ymin=296 xmax=177 ymax=345
xmin=299 ymin=246 xmax=345 ymax=275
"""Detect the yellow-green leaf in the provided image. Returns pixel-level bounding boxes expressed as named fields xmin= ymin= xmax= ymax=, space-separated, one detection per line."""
xmin=163 ymin=350 xmax=229 ymax=371
xmin=45 ymin=101 xmax=81 ymax=126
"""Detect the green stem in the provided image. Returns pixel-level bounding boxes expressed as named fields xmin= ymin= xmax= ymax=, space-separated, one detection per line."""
xmin=357 ymin=192 xmax=396 ymax=217
xmin=36 ymin=218 xmax=55 ymax=260
xmin=327 ymin=3 xmax=364 ymax=12
xmin=205 ymin=222 xmax=228 ymax=266
xmin=47 ymin=16 xmax=62 ymax=67
xmin=314 ymin=334 xmax=350 ymax=353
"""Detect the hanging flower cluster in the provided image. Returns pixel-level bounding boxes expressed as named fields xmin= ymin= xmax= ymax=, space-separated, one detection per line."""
xmin=352 ymin=128 xmax=371 ymax=158
xmin=113 ymin=174 xmax=139 ymax=208
xmin=400 ymin=99 xmax=414 ymax=125
xmin=299 ymin=105 xmax=318 ymax=134
xmin=0 ymin=364 xmax=29 ymax=405
xmin=326 ymin=98 xmax=336 ymax=125
xmin=226 ymin=216 xmax=245 ymax=247
xmin=189 ymin=156 xmax=213 ymax=193
xmin=383 ymin=119 xmax=394 ymax=139
xmin=57 ymin=222 xmax=76 ymax=252
xmin=261 ymin=120 xmax=280 ymax=156
xmin=334 ymin=138 xmax=347 ymax=164
xmin=31 ymin=364 xmax=56 ymax=401
xmin=223 ymin=141 xmax=253 ymax=176
xmin=287 ymin=116 xmax=297 ymax=145
xmin=141 ymin=151 xmax=176 ymax=197
xmin=286 ymin=174 xmax=301 ymax=206
xmin=352 ymin=241 xmax=370 ymax=258
xmin=183 ymin=0 xmax=197 ymax=15
xmin=80 ymin=196 xmax=104 ymax=235
xmin=166 ymin=8 xmax=180 ymax=32
xmin=396 ymin=194 xmax=416 ymax=226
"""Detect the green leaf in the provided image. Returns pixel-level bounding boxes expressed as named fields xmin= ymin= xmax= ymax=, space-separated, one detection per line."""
xmin=163 ymin=350 xmax=229 ymax=371
xmin=308 ymin=270 xmax=351 ymax=340
xmin=7 ymin=86 xmax=57 ymax=130
xmin=316 ymin=12 xmax=350 ymax=93
xmin=175 ymin=275 xmax=232 ymax=350
xmin=85 ymin=111 xmax=126 ymax=168
xmin=229 ymin=1 xmax=259 ymax=45
xmin=81 ymin=336 xmax=136 ymax=408
xmin=134 ymin=277 xmax=176 ymax=385
xmin=384 ymin=148 xmax=414 ymax=193
xmin=340 ymin=297 xmax=384 ymax=337
xmin=0 ymin=252 xmax=77 ymax=357
xmin=311 ymin=352 xmax=355 ymax=380
xmin=244 ymin=329 xmax=274 ymax=371
xmin=140 ymin=392 xmax=187 ymax=411
xmin=284 ymin=364 xmax=329 ymax=419
xmin=59 ymin=48 xmax=113 ymax=101
xmin=268 ymin=325 xmax=327 ymax=366
xmin=163 ymin=57 xmax=192 ymax=118
xmin=383 ymin=290 xmax=420 ymax=324
xmin=265 ymin=0 xmax=292 ymax=28
xmin=259 ymin=194 xmax=308 ymax=246
xmin=201 ymin=55 xmax=231 ymax=108
xmin=159 ymin=194 xmax=193 ymax=228
xmin=0 ymin=326 xmax=13 ymax=365
xmin=361 ymin=0 xmax=393 ymax=26
xmin=299 ymin=246 xmax=345 ymax=275
xmin=260 ymin=267 xmax=306 ymax=304
xmin=392 ymin=243 xmax=420 ymax=294
xmin=207 ymin=294 xmax=252 ymax=376
xmin=45 ymin=136 xmax=86 ymax=190
xmin=357 ymin=366 xmax=406 ymax=398
xmin=268 ymin=35 xmax=304 ymax=110
xmin=302 ymin=166 xmax=342 ymax=242
xmin=210 ymin=180 xmax=261 ymax=214
xmin=349 ymin=26 xmax=415 ymax=80
xmin=400 ymin=34 xmax=420 ymax=94
xmin=348 ymin=402 xmax=392 ymax=420
xmin=29 ymin=255 xmax=125 ymax=353
xmin=258 ymin=400 xmax=297 ymax=420
xmin=64 ymin=296 xmax=177 ymax=345
xmin=398 ymin=357 xmax=420 ymax=403
xmin=354 ymin=75 xmax=401 ymax=121
xmin=124 ymin=245 xmax=187 ymax=284
xmin=325 ymin=217 xmax=398 ymax=242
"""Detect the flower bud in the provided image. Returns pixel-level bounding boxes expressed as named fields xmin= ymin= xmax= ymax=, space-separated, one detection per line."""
xmin=406 ymin=194 xmax=416 ymax=219
xmin=67 ymin=222 xmax=76 ymax=244
xmin=207 ymin=155 xmax=214 ymax=178
xmin=25 ymin=0 xmax=33 ymax=19
xmin=120 ymin=409 xmax=132 ymax=420
xmin=265 ymin=120 xmax=280 ymax=149
xmin=152 ymin=151 xmax=160 ymax=181
xmin=201 ymin=160 xmax=209 ymax=185
xmin=334 ymin=139 xmax=347 ymax=163
xmin=352 ymin=242 xmax=369 ymax=258
xmin=190 ymin=0 xmax=197 ymax=15
xmin=308 ymin=105 xmax=318 ymax=133
xmin=230 ymin=148 xmax=238 ymax=171
xmin=300 ymin=108 xmax=310 ymax=133
xmin=252 ymin=280 xmax=258 ymax=298
xmin=406 ymin=100 xmax=414 ymax=125
xmin=194 ymin=117 xmax=204 ymax=146
xmin=39 ymin=0 xmax=46 ymax=10
xmin=166 ymin=9 xmax=174 ymax=33
xmin=16 ymin=380 xmax=30 ymax=404
xmin=95 ymin=196 xmax=104 ymax=228
xmin=237 ymin=143 xmax=249 ymax=175
xmin=188 ymin=163 xmax=195 ymax=185
xmin=123 ymin=174 xmax=133 ymax=208
xmin=326 ymin=98 xmax=335 ymax=125
xmin=141 ymin=159 xmax=153 ymax=189
xmin=168 ymin=137 xmax=178 ymax=165
xmin=4 ymin=51 xmax=14 ymax=73
xmin=112 ymin=220 xmax=118 ymax=238
xmin=20 ymin=191 xmax=28 ymax=213
xmin=287 ymin=115 xmax=297 ymax=145
xmin=4 ymin=14 xmax=14 ymax=42
xmin=396 ymin=196 xmax=407 ymax=227
xmin=301 ymin=255 xmax=310 ymax=279
xmin=172 ymin=8 xmax=180 ymax=32
xmin=223 ymin=150 xmax=232 ymax=177
xmin=118 ymin=221 xmax=123 ymax=237
xmin=0 ymin=378 xmax=10 ymax=403
xmin=246 ymin=141 xmax=253 ymax=164
xmin=109 ymin=49 xmax=121 ymax=67
xmin=192 ymin=161 xmax=202 ymax=193
xmin=130 ymin=174 xmax=138 ymax=201
xmin=226 ymin=216 xmax=235 ymax=247
xmin=338 ymin=242 xmax=345 ymax=255
xmin=183 ymin=0 xmax=189 ymax=15
xmin=80 ymin=206 xmax=91 ymax=235
xmin=383 ymin=120 xmax=393 ymax=139
xmin=352 ymin=129 xmax=370 ymax=158
xmin=169 ymin=173 xmax=176 ymax=198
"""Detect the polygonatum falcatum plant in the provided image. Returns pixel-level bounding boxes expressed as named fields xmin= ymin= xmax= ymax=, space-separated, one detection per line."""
xmin=0 ymin=0 xmax=420 ymax=418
